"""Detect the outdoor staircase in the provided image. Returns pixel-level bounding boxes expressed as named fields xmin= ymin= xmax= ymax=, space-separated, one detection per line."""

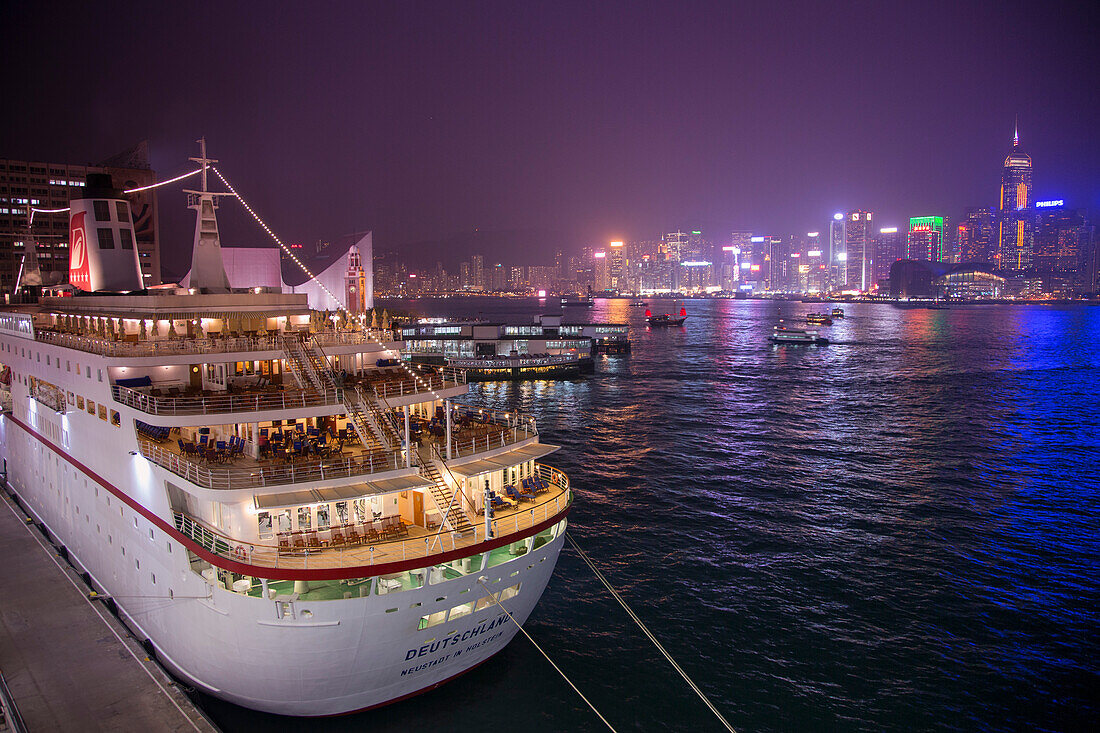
xmin=419 ymin=444 xmax=475 ymax=535
xmin=281 ymin=335 xmax=391 ymax=453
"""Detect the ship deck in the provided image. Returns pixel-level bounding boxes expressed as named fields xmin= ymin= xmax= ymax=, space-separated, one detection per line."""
xmin=139 ymin=434 xmax=406 ymax=491
xmin=174 ymin=464 xmax=571 ymax=575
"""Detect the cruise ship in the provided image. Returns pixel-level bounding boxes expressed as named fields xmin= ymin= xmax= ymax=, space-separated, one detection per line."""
xmin=0 ymin=155 xmax=572 ymax=716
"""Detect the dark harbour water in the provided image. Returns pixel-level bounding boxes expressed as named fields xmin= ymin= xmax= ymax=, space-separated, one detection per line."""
xmin=194 ymin=298 xmax=1100 ymax=732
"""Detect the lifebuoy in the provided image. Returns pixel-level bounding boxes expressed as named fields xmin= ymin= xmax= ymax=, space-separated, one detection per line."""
xmin=233 ymin=545 xmax=248 ymax=560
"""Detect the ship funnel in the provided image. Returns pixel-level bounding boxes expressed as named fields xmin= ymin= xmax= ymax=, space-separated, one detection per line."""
xmin=68 ymin=174 xmax=144 ymax=292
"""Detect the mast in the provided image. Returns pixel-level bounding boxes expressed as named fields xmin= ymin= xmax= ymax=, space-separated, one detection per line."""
xmin=183 ymin=137 xmax=233 ymax=292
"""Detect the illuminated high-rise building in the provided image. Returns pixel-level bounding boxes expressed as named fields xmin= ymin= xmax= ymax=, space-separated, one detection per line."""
xmin=470 ymin=254 xmax=485 ymax=291
xmin=593 ymin=249 xmax=610 ymax=291
xmin=608 ymin=241 xmax=625 ymax=290
xmin=1033 ymin=201 xmax=1092 ymax=294
xmin=871 ymin=227 xmax=904 ymax=285
xmin=997 ymin=121 xmax=1034 ymax=273
xmin=844 ymin=210 xmax=874 ymax=291
xmin=664 ymin=230 xmax=689 ymax=263
xmin=907 ymin=216 xmax=946 ymax=261
xmin=828 ymin=213 xmax=845 ymax=289
xmin=957 ymin=207 xmax=997 ymax=263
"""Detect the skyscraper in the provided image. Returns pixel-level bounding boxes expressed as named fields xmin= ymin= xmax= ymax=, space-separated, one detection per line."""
xmin=871 ymin=227 xmax=904 ymax=285
xmin=608 ymin=241 xmax=625 ymax=291
xmin=844 ymin=210 xmax=874 ymax=291
xmin=664 ymin=231 xmax=689 ymax=263
xmin=593 ymin=250 xmax=610 ymax=291
xmin=957 ymin=207 xmax=997 ymax=263
xmin=997 ymin=122 xmax=1034 ymax=273
xmin=470 ymin=254 xmax=485 ymax=291
xmin=1033 ymin=201 xmax=1092 ymax=294
xmin=828 ymin=213 xmax=845 ymax=290
xmin=907 ymin=216 xmax=946 ymax=261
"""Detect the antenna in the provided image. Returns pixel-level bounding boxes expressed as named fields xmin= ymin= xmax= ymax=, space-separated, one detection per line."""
xmin=1013 ymin=115 xmax=1019 ymax=148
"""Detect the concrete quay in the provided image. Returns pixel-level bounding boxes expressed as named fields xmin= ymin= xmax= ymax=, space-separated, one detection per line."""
xmin=0 ymin=487 xmax=218 ymax=732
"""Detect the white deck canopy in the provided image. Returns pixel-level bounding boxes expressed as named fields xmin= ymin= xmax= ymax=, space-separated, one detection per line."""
xmin=253 ymin=474 xmax=433 ymax=510
xmin=444 ymin=443 xmax=560 ymax=477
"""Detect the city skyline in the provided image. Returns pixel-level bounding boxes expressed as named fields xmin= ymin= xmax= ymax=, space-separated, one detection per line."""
xmin=3 ymin=1 xmax=1098 ymax=276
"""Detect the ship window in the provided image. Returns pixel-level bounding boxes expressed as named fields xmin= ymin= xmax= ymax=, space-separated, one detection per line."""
xmin=97 ymin=227 xmax=115 ymax=249
xmin=111 ymin=410 xmax=120 ymax=426
xmin=257 ymin=511 xmax=272 ymax=539
xmin=316 ymin=504 xmax=330 ymax=529
xmin=87 ymin=399 xmax=95 ymax=415
xmin=119 ymin=229 xmax=134 ymax=250
xmin=448 ymin=602 xmax=473 ymax=621
xmin=417 ymin=610 xmax=447 ymax=629
xmin=93 ymin=200 xmax=110 ymax=221
xmin=500 ymin=583 xmax=521 ymax=601
xmin=297 ymin=506 xmax=311 ymax=531
xmin=115 ymin=201 xmax=129 ymax=222
xmin=76 ymin=396 xmax=84 ymax=410
xmin=98 ymin=404 xmax=107 ymax=421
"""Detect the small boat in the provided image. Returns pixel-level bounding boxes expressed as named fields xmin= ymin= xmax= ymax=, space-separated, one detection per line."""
xmin=831 ymin=307 xmax=845 ymax=318
xmin=806 ymin=313 xmax=833 ymax=325
xmin=629 ymin=300 xmax=647 ymax=307
xmin=925 ymin=302 xmax=950 ymax=310
xmin=645 ymin=306 xmax=687 ymax=327
xmin=769 ymin=323 xmax=828 ymax=346
xmin=561 ymin=295 xmax=594 ymax=307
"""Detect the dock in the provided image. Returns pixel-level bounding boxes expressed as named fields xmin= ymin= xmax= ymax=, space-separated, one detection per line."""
xmin=0 ymin=487 xmax=218 ymax=732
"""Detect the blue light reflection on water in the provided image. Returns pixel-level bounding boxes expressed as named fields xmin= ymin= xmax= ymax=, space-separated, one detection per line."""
xmin=195 ymin=298 xmax=1099 ymax=732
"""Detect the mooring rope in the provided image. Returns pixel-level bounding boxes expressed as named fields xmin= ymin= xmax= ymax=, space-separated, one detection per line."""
xmin=566 ymin=534 xmax=737 ymax=732
xmin=476 ymin=579 xmax=618 ymax=732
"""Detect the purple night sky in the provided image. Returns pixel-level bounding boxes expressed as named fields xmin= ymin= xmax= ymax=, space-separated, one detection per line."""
xmin=5 ymin=1 xmax=1098 ymax=275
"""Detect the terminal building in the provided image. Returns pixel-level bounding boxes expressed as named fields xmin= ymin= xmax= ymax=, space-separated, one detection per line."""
xmin=889 ymin=260 xmax=1006 ymax=299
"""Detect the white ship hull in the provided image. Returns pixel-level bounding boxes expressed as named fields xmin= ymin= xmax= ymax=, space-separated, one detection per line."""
xmin=1 ymin=410 xmax=566 ymax=716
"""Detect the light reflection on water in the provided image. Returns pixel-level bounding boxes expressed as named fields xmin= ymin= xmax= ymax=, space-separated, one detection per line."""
xmin=197 ymin=298 xmax=1100 ymax=732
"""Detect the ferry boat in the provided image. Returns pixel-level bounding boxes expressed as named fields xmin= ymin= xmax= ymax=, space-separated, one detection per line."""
xmin=0 ymin=163 xmax=572 ymax=716
xmin=400 ymin=314 xmax=629 ymax=379
xmin=645 ymin=307 xmax=687 ymax=327
xmin=560 ymin=294 xmax=593 ymax=307
xmin=831 ymin=307 xmax=845 ymax=318
xmin=805 ymin=313 xmax=833 ymax=325
xmin=768 ymin=323 xmax=829 ymax=346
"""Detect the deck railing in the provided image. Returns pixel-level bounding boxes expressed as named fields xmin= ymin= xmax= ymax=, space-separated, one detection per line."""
xmin=138 ymin=437 xmax=405 ymax=490
xmin=447 ymin=404 xmax=538 ymax=460
xmin=36 ymin=328 xmax=399 ymax=358
xmin=370 ymin=368 xmax=467 ymax=400
xmin=113 ymin=383 xmax=344 ymax=416
xmin=313 ymin=329 xmax=397 ymax=347
xmin=170 ymin=462 xmax=570 ymax=571
xmin=36 ymin=330 xmax=285 ymax=357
